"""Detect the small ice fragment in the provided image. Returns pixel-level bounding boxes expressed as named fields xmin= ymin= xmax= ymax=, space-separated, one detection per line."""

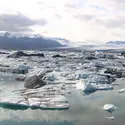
xmin=75 ymin=80 xmax=85 ymax=90
xmin=103 ymin=104 xmax=119 ymax=113
xmin=118 ymin=88 xmax=125 ymax=93
xmin=104 ymin=116 xmax=115 ymax=120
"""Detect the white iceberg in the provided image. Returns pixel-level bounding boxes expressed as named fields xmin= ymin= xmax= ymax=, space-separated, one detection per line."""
xmin=103 ymin=104 xmax=119 ymax=113
xmin=0 ymin=84 xmax=70 ymax=110
xmin=75 ymin=80 xmax=113 ymax=92
xmin=118 ymin=88 xmax=125 ymax=93
xmin=75 ymin=80 xmax=85 ymax=90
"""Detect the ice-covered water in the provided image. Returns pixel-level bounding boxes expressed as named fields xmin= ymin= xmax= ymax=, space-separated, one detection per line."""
xmin=0 ymin=73 xmax=125 ymax=125
xmin=0 ymin=50 xmax=125 ymax=125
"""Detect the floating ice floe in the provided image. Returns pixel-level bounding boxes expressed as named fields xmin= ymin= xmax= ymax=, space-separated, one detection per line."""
xmin=85 ymin=74 xmax=116 ymax=84
xmin=74 ymin=70 xmax=94 ymax=80
xmin=75 ymin=79 xmax=113 ymax=92
xmin=0 ymin=85 xmax=70 ymax=110
xmin=104 ymin=67 xmax=125 ymax=78
xmin=42 ymin=71 xmax=59 ymax=82
xmin=103 ymin=104 xmax=119 ymax=120
xmin=7 ymin=51 xmax=45 ymax=58
xmin=27 ymin=68 xmax=52 ymax=78
xmin=118 ymin=88 xmax=125 ymax=93
xmin=104 ymin=116 xmax=115 ymax=120
xmin=86 ymin=75 xmax=109 ymax=84
xmin=103 ymin=104 xmax=119 ymax=113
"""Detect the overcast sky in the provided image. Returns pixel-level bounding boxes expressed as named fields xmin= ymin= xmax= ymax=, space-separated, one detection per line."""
xmin=0 ymin=0 xmax=124 ymax=44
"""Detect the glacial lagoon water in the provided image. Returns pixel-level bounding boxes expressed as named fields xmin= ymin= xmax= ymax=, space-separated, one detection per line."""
xmin=0 ymin=73 xmax=125 ymax=125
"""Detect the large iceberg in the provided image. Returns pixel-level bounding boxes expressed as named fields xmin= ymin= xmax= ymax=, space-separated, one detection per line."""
xmin=0 ymin=85 xmax=70 ymax=110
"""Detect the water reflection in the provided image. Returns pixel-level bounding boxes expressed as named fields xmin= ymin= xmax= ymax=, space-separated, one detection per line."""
xmin=0 ymin=103 xmax=69 ymax=111
xmin=0 ymin=120 xmax=74 ymax=125
xmin=83 ymin=90 xmax=97 ymax=95
xmin=0 ymin=103 xmax=29 ymax=110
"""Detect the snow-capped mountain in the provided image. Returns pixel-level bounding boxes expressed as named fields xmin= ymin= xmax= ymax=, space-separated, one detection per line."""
xmin=0 ymin=32 xmax=64 ymax=50
xmin=51 ymin=38 xmax=69 ymax=46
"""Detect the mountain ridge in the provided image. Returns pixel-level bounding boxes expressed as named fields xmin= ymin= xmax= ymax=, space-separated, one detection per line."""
xmin=106 ymin=41 xmax=125 ymax=45
xmin=0 ymin=32 xmax=65 ymax=50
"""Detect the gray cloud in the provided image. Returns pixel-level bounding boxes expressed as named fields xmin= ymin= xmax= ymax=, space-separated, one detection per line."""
xmin=74 ymin=13 xmax=125 ymax=30
xmin=55 ymin=14 xmax=62 ymax=19
xmin=74 ymin=14 xmax=95 ymax=21
xmin=96 ymin=18 xmax=125 ymax=29
xmin=65 ymin=4 xmax=77 ymax=9
xmin=0 ymin=13 xmax=47 ymax=32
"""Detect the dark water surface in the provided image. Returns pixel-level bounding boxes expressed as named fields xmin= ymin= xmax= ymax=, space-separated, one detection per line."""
xmin=0 ymin=74 xmax=125 ymax=125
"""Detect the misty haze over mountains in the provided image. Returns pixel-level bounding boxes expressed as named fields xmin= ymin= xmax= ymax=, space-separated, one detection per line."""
xmin=0 ymin=32 xmax=125 ymax=50
xmin=106 ymin=41 xmax=125 ymax=45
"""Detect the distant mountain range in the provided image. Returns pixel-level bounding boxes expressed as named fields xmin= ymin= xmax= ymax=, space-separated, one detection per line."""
xmin=1 ymin=32 xmax=125 ymax=50
xmin=0 ymin=32 xmax=66 ymax=50
xmin=106 ymin=41 xmax=125 ymax=45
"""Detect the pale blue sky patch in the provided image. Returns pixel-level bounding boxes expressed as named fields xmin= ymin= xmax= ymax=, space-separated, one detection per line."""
xmin=89 ymin=4 xmax=108 ymax=12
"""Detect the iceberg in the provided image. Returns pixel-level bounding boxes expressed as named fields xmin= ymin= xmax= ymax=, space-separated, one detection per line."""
xmin=75 ymin=79 xmax=113 ymax=92
xmin=0 ymin=85 xmax=70 ymax=110
xmin=103 ymin=104 xmax=119 ymax=113
xmin=118 ymin=88 xmax=125 ymax=93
